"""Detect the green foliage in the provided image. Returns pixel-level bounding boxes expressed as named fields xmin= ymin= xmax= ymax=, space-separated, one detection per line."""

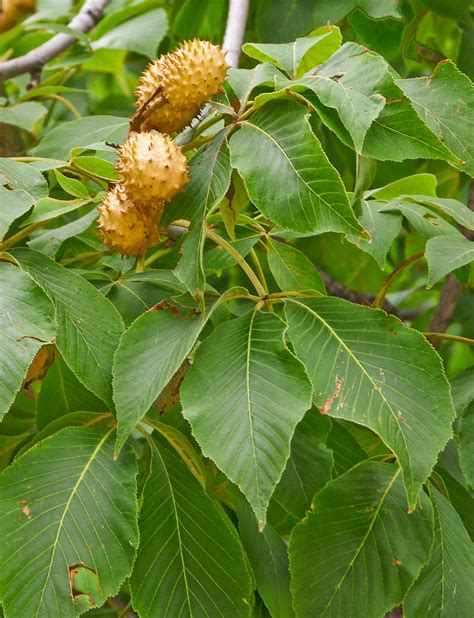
xmin=0 ymin=1 xmax=473 ymax=616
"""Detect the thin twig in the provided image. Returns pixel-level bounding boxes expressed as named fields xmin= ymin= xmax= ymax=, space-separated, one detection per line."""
xmin=373 ymin=251 xmax=425 ymax=309
xmin=427 ymin=274 xmax=460 ymax=350
xmin=0 ymin=0 xmax=111 ymax=82
xmin=206 ymin=229 xmax=266 ymax=297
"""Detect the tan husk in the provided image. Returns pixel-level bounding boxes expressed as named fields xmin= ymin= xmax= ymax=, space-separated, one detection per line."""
xmin=116 ymin=131 xmax=189 ymax=204
xmin=135 ymin=39 xmax=229 ymax=133
xmin=98 ymin=185 xmax=160 ymax=256
xmin=141 ymin=100 xmax=200 ymax=134
xmin=0 ymin=0 xmax=35 ymax=32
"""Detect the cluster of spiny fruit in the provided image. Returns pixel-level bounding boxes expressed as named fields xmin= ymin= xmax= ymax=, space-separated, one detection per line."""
xmin=98 ymin=39 xmax=229 ymax=257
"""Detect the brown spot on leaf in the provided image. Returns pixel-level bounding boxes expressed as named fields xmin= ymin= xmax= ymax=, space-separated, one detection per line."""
xmin=318 ymin=377 xmax=342 ymax=414
xmin=18 ymin=500 xmax=32 ymax=521
xmin=392 ymin=558 xmax=402 ymax=567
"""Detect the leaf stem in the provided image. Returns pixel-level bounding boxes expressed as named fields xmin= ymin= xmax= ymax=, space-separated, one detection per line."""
xmin=135 ymin=255 xmax=145 ymax=273
xmin=206 ymin=229 xmax=267 ymax=297
xmin=60 ymin=250 xmax=109 ymax=266
xmin=249 ymin=248 xmax=269 ymax=293
xmin=144 ymin=246 xmax=172 ymax=267
xmin=39 ymin=94 xmax=82 ymax=118
xmin=0 ymin=221 xmax=47 ymax=251
xmin=181 ymin=134 xmax=214 ymax=153
xmin=373 ymin=251 xmax=425 ymax=309
xmin=424 ymin=332 xmax=474 ymax=346
xmin=10 ymin=156 xmax=66 ymax=164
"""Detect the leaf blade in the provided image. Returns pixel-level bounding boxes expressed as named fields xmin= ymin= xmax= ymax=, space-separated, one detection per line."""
xmin=181 ymin=310 xmax=313 ymax=525
xmin=290 ymin=461 xmax=433 ymax=618
xmin=0 ymin=426 xmax=139 ymax=618
xmin=285 ymin=297 xmax=455 ymax=509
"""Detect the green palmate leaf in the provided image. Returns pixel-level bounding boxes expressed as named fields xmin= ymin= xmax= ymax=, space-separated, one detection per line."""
xmin=408 ymin=196 xmax=474 ymax=230
xmin=290 ymin=462 xmax=433 ymax=618
xmin=396 ymin=61 xmax=474 ymax=177
xmin=34 ymin=116 xmax=128 ymax=160
xmin=327 ymin=419 xmax=368 ymax=475
xmin=53 ymin=170 xmax=90 ymax=199
xmin=0 ymin=158 xmax=48 ymax=199
xmin=0 ymin=185 xmax=34 ymax=240
xmin=283 ymin=75 xmax=385 ymax=152
xmin=227 ymin=63 xmax=284 ymax=106
xmin=130 ymin=435 xmax=253 ymax=618
xmin=404 ymin=489 xmax=474 ymax=617
xmin=313 ymin=0 xmax=402 ymax=23
xmin=122 ymin=270 xmax=186 ymax=291
xmin=11 ymin=249 xmax=124 ymax=408
xmin=230 ymin=100 xmax=361 ymax=236
xmin=114 ymin=301 xmax=217 ymax=451
xmin=267 ymin=239 xmax=326 ymax=293
xmin=37 ymin=354 xmax=107 ymax=430
xmin=93 ymin=7 xmax=167 ymax=58
xmin=347 ymin=200 xmax=402 ymax=268
xmin=285 ymin=297 xmax=455 ymax=509
xmin=235 ymin=493 xmax=294 ymax=618
xmin=425 ymin=236 xmax=474 ymax=287
xmin=315 ymin=43 xmax=460 ymax=165
xmin=28 ymin=209 xmax=98 ymax=258
xmin=436 ymin=465 xmax=474 ymax=540
xmin=0 ymin=102 xmax=47 ymax=131
xmin=267 ymin=410 xmax=333 ymax=533
xmin=0 ymin=263 xmax=55 ymax=421
xmin=18 ymin=412 xmax=113 ymax=458
xmin=243 ymin=26 xmax=341 ymax=79
xmin=22 ymin=197 xmax=92 ymax=226
xmin=365 ymin=174 xmax=438 ymax=200
xmin=71 ymin=156 xmax=117 ymax=181
xmin=106 ymin=270 xmax=186 ymax=325
xmin=181 ymin=309 xmax=313 ymax=526
xmin=362 ymin=98 xmax=460 ymax=164
xmin=380 ymin=200 xmax=460 ymax=239
xmin=0 ymin=426 xmax=139 ymax=618
xmin=450 ymin=365 xmax=474 ymax=416
xmin=0 ymin=395 xmax=35 ymax=471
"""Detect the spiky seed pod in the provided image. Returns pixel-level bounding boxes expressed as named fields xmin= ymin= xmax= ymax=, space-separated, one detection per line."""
xmin=98 ymin=185 xmax=159 ymax=257
xmin=141 ymin=101 xmax=200 ymax=134
xmin=0 ymin=0 xmax=35 ymax=32
xmin=135 ymin=39 xmax=229 ymax=133
xmin=0 ymin=0 xmax=23 ymax=32
xmin=116 ymin=132 xmax=189 ymax=205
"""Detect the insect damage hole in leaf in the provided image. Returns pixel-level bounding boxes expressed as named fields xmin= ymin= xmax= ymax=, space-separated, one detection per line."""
xmin=68 ymin=563 xmax=102 ymax=611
